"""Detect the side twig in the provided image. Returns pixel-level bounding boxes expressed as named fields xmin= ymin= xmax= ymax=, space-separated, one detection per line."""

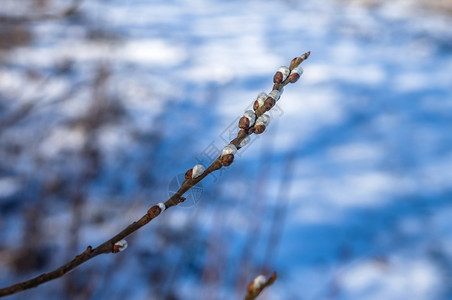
xmin=0 ymin=51 xmax=310 ymax=298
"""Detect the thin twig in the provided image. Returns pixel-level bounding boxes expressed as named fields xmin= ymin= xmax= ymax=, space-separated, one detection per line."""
xmin=263 ymin=150 xmax=297 ymax=269
xmin=0 ymin=51 xmax=310 ymax=297
xmin=235 ymin=131 xmax=276 ymax=294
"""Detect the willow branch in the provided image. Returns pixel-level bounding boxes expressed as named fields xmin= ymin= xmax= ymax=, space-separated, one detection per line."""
xmin=0 ymin=51 xmax=310 ymax=298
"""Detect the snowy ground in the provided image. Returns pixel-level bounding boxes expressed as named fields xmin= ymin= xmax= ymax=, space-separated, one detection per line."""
xmin=1 ymin=0 xmax=452 ymax=299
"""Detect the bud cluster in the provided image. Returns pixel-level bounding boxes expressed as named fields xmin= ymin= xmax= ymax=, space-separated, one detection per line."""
xmin=185 ymin=52 xmax=309 ymax=181
xmin=232 ymin=54 xmax=308 ymax=164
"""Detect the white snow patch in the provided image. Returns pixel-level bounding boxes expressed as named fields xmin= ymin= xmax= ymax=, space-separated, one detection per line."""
xmin=0 ymin=177 xmax=22 ymax=198
xmin=119 ymin=40 xmax=187 ymax=66
xmin=340 ymin=257 xmax=441 ymax=300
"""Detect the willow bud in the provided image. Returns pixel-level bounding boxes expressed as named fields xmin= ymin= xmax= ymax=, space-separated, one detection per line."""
xmin=239 ymin=111 xmax=256 ymax=129
xmin=112 ymin=239 xmax=128 ymax=253
xmin=157 ymin=202 xmax=166 ymax=212
xmin=221 ymin=144 xmax=237 ymax=156
xmin=254 ymin=114 xmax=270 ymax=134
xmin=192 ymin=164 xmax=205 ymax=178
xmin=184 ymin=169 xmax=193 ymax=180
xmin=252 ymin=275 xmax=266 ymax=291
xmin=253 ymin=92 xmax=268 ymax=111
xmin=289 ymin=57 xmax=298 ymax=70
xmin=220 ymin=154 xmax=234 ymax=166
xmin=264 ymin=97 xmax=275 ymax=110
xmin=239 ymin=116 xmax=250 ymax=129
xmin=185 ymin=164 xmax=205 ymax=179
xmin=288 ymin=67 xmax=303 ymax=83
xmin=273 ymin=66 xmax=290 ymax=84
xmin=220 ymin=144 xmax=237 ymax=166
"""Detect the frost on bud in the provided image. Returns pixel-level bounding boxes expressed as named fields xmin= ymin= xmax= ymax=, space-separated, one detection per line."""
xmin=273 ymin=66 xmax=290 ymax=84
xmin=264 ymin=90 xmax=282 ymax=110
xmin=254 ymin=114 xmax=270 ymax=134
xmin=269 ymin=89 xmax=281 ymax=101
xmin=221 ymin=144 xmax=237 ymax=167
xmin=112 ymin=239 xmax=128 ymax=253
xmin=256 ymin=114 xmax=270 ymax=126
xmin=192 ymin=164 xmax=205 ymax=178
xmin=288 ymin=67 xmax=303 ymax=83
xmin=253 ymin=92 xmax=268 ymax=111
xmin=244 ymin=110 xmax=256 ymax=126
xmin=184 ymin=163 xmax=205 ymax=180
xmin=157 ymin=202 xmax=166 ymax=212
xmin=221 ymin=144 xmax=237 ymax=156
xmin=252 ymin=275 xmax=267 ymax=291
xmin=240 ymin=110 xmax=256 ymax=129
xmin=247 ymin=272 xmax=277 ymax=297
xmin=238 ymin=136 xmax=250 ymax=148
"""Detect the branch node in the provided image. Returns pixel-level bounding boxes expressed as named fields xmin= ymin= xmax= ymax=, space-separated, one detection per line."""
xmin=75 ymin=246 xmax=92 ymax=260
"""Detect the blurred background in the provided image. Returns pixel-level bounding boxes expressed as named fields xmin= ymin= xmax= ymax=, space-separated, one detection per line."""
xmin=1 ymin=0 xmax=451 ymax=299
